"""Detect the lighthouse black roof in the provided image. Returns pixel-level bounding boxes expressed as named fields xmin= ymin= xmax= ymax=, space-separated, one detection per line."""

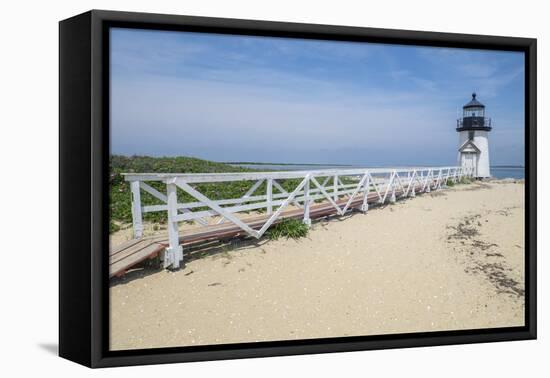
xmin=463 ymin=93 xmax=485 ymax=108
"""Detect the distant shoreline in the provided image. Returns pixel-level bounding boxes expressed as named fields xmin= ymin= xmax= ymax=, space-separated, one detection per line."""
xmin=224 ymin=161 xmax=353 ymax=167
xmin=112 ymin=155 xmax=523 ymax=170
xmin=227 ymin=162 xmax=524 ymax=169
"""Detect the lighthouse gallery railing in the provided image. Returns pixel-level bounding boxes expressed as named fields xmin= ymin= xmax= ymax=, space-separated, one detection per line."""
xmin=123 ymin=166 xmax=473 ymax=268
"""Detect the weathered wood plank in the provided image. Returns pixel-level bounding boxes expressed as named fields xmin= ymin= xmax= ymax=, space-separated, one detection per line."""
xmin=110 ymin=243 xmax=164 ymax=278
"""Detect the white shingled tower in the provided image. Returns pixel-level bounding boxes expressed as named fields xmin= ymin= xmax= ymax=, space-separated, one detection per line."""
xmin=456 ymin=93 xmax=492 ymax=178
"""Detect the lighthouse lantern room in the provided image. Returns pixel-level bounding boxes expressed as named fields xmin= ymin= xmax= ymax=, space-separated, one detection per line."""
xmin=456 ymin=93 xmax=492 ymax=178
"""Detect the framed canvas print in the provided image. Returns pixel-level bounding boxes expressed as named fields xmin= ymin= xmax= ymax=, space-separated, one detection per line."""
xmin=59 ymin=10 xmax=537 ymax=368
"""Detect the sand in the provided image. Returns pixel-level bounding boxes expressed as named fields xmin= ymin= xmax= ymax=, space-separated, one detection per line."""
xmin=109 ymin=180 xmax=525 ymax=350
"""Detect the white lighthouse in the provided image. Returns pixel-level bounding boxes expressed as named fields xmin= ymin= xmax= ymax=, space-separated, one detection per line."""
xmin=456 ymin=93 xmax=492 ymax=178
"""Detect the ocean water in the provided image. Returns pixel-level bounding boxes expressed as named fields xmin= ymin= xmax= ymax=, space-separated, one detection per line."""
xmin=490 ymin=167 xmax=525 ymax=179
xmin=231 ymin=164 xmax=525 ymax=179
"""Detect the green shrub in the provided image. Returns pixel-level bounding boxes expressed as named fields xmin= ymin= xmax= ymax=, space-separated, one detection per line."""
xmin=266 ymin=219 xmax=309 ymax=240
xmin=109 ymin=155 xmax=307 ymax=234
xmin=110 ymin=220 xmax=121 ymax=233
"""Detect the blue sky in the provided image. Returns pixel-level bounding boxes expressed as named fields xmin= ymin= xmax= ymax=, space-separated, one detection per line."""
xmin=110 ymin=28 xmax=525 ymax=166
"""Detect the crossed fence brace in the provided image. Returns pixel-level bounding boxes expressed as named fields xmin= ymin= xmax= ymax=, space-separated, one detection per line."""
xmin=124 ymin=166 xmax=472 ymax=268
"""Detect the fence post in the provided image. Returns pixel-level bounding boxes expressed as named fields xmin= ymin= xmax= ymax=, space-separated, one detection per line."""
xmin=390 ymin=171 xmax=396 ymax=203
xmin=130 ymin=180 xmax=143 ymax=238
xmin=426 ymin=170 xmax=432 ymax=193
xmin=410 ymin=170 xmax=416 ymax=197
xmin=165 ymin=180 xmax=183 ymax=269
xmin=266 ymin=178 xmax=273 ymax=215
xmin=333 ymin=174 xmax=338 ymax=201
xmin=303 ymin=174 xmax=311 ymax=226
xmin=361 ymin=173 xmax=370 ymax=213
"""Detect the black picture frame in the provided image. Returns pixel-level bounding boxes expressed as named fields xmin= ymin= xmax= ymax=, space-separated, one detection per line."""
xmin=59 ymin=9 xmax=537 ymax=368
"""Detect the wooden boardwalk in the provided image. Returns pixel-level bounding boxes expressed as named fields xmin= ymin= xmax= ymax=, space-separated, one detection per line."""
xmin=108 ymin=183 xmax=433 ymax=278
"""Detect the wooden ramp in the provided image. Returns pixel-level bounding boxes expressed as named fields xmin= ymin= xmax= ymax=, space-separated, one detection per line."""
xmin=110 ymin=237 xmax=166 ymax=278
xmin=109 ymin=187 xmax=421 ymax=278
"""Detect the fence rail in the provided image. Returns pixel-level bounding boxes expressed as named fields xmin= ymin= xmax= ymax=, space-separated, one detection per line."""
xmin=123 ymin=166 xmax=473 ymax=269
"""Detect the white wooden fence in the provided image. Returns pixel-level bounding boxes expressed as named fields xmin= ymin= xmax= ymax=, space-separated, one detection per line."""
xmin=123 ymin=166 xmax=472 ymax=268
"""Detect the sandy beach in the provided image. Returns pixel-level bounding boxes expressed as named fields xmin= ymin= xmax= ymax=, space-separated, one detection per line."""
xmin=109 ymin=180 xmax=524 ymax=351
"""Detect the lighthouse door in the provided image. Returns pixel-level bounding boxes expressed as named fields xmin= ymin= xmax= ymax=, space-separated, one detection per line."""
xmin=462 ymin=153 xmax=476 ymax=176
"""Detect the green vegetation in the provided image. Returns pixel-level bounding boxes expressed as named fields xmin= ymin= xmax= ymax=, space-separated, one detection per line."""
xmin=445 ymin=176 xmax=473 ymax=187
xmin=110 ymin=221 xmax=121 ymax=233
xmin=111 ymin=155 xmax=251 ymax=227
xmin=110 ymin=155 xmax=305 ymax=232
xmin=265 ymin=219 xmax=309 ymax=240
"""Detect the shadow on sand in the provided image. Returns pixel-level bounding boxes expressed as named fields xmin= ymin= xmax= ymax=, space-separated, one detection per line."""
xmin=109 ymin=236 xmax=272 ymax=287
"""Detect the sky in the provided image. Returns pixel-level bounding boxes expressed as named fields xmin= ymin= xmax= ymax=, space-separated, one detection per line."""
xmin=110 ymin=27 xmax=525 ymax=166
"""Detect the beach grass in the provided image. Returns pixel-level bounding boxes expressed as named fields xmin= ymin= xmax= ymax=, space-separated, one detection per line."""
xmin=265 ymin=218 xmax=310 ymax=240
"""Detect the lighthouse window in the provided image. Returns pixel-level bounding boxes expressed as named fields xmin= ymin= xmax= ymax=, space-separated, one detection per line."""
xmin=468 ymin=131 xmax=474 ymax=140
xmin=464 ymin=107 xmax=484 ymax=117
